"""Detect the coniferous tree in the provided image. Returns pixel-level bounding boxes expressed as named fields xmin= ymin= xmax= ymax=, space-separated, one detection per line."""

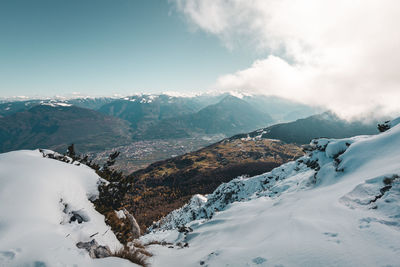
xmin=377 ymin=121 xmax=391 ymax=132
xmin=106 ymin=151 xmax=120 ymax=167
xmin=67 ymin=144 xmax=76 ymax=159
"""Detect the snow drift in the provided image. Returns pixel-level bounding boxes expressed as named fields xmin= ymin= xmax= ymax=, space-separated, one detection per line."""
xmin=143 ymin=119 xmax=400 ymax=266
xmin=0 ymin=150 xmax=135 ymax=266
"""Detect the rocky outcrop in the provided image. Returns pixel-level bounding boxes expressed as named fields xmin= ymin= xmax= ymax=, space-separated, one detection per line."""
xmin=377 ymin=117 xmax=400 ymax=132
xmin=76 ymin=239 xmax=112 ymax=258
xmin=124 ymin=209 xmax=141 ymax=238
xmin=149 ymin=136 xmax=360 ymax=231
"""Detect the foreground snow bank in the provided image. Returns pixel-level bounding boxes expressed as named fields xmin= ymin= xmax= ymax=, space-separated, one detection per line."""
xmin=143 ymin=121 xmax=400 ymax=267
xmin=0 ymin=150 xmax=135 ymax=266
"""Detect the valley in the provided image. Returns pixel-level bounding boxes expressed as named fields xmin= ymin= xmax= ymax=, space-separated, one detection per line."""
xmin=88 ymin=135 xmax=224 ymax=173
xmin=122 ymin=138 xmax=303 ymax=230
xmin=0 ymin=94 xmax=383 ymax=235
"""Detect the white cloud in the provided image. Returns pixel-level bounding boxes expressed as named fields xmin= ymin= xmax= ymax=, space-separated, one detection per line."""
xmin=171 ymin=0 xmax=400 ymax=119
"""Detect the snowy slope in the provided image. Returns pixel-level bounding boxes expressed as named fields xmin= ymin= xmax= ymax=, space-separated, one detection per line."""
xmin=0 ymin=150 xmax=136 ymax=266
xmin=142 ymin=120 xmax=400 ymax=267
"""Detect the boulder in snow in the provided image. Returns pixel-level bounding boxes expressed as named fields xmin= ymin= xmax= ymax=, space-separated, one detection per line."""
xmin=76 ymin=239 xmax=112 ymax=259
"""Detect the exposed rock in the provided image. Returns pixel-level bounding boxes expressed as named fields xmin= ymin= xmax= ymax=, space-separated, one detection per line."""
xmin=70 ymin=211 xmax=85 ymax=224
xmin=178 ymin=225 xmax=193 ymax=234
xmin=378 ymin=121 xmax=391 ymax=132
xmin=124 ymin=209 xmax=141 ymax=238
xmin=377 ymin=118 xmax=400 ymax=132
xmin=76 ymin=239 xmax=111 ymax=259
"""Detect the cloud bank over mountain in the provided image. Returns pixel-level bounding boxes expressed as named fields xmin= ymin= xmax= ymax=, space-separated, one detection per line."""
xmin=171 ymin=0 xmax=400 ymax=119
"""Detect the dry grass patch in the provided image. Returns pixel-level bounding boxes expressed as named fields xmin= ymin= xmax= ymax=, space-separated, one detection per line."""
xmin=112 ymin=246 xmax=150 ymax=267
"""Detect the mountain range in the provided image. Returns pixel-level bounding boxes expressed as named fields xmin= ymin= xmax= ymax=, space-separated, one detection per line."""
xmin=0 ymin=93 xmax=321 ymax=153
xmin=1 ymin=117 xmax=399 ymax=266
xmin=102 ymin=111 xmax=381 ymax=230
xmin=133 ymin=95 xmax=273 ymax=139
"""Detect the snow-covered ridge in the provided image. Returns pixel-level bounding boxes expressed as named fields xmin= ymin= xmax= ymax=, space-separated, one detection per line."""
xmin=0 ymin=90 xmax=252 ymax=103
xmin=40 ymin=100 xmax=72 ymax=107
xmin=143 ymin=119 xmax=400 ymax=266
xmin=149 ymin=134 xmax=369 ymax=231
xmin=0 ymin=150 xmax=135 ymax=266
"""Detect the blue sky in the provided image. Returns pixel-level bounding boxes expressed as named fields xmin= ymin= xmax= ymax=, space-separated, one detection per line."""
xmin=0 ymin=0 xmax=259 ymax=97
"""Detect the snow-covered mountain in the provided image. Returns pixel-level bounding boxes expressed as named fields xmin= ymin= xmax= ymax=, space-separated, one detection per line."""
xmin=142 ymin=118 xmax=400 ymax=267
xmin=1 ymin=115 xmax=399 ymax=266
xmin=0 ymin=150 xmax=137 ymax=266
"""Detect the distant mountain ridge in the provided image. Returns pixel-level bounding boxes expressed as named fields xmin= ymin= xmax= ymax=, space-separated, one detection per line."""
xmin=136 ymin=95 xmax=273 ymax=139
xmin=0 ymin=98 xmax=116 ymax=117
xmin=231 ymin=112 xmax=379 ymax=144
xmin=0 ymin=104 xmax=132 ymax=153
xmin=243 ymin=94 xmax=323 ymax=122
xmin=0 ymin=94 xmax=281 ymax=141
xmin=97 ymin=95 xmax=204 ymax=127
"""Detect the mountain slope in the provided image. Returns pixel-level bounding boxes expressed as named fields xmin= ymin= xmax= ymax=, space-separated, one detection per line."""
xmin=116 ymin=111 xmax=377 ymax=230
xmin=0 ymin=150 xmax=137 ymax=266
xmin=142 ymin=119 xmax=400 ymax=267
xmin=185 ymin=95 xmax=273 ymax=135
xmin=0 ymin=100 xmax=42 ymax=117
xmin=232 ymin=112 xmax=379 ymax=144
xmin=98 ymin=95 xmax=204 ymax=128
xmin=0 ymin=98 xmax=115 ymax=117
xmin=0 ymin=105 xmax=132 ymax=153
xmin=119 ymin=137 xmax=303 ymax=230
xmin=243 ymin=94 xmax=322 ymax=122
xmin=67 ymin=97 xmax=116 ymax=110
xmin=140 ymin=95 xmax=273 ymax=139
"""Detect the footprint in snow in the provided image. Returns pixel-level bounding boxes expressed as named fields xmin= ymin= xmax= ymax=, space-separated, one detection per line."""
xmin=323 ymin=232 xmax=341 ymax=244
xmin=323 ymin=232 xmax=338 ymax=237
xmin=199 ymin=250 xmax=221 ymax=266
xmin=252 ymin=257 xmax=267 ymax=265
xmin=0 ymin=250 xmax=16 ymax=260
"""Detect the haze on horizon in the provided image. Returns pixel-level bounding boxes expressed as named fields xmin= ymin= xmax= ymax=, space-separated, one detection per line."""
xmin=1 ymin=0 xmax=399 ymax=119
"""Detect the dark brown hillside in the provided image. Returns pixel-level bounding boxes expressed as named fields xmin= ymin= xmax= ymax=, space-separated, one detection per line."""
xmin=122 ymin=138 xmax=303 ymax=231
